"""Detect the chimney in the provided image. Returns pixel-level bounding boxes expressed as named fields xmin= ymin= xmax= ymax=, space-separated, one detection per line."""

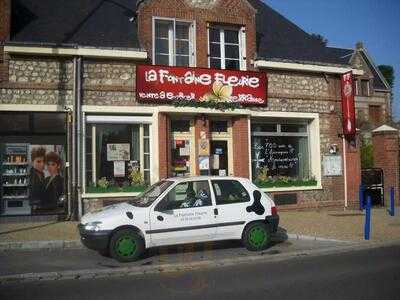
xmin=355 ymin=41 xmax=364 ymax=50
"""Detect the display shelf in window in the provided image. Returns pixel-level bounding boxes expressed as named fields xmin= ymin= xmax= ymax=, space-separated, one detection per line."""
xmin=1 ymin=143 xmax=31 ymax=216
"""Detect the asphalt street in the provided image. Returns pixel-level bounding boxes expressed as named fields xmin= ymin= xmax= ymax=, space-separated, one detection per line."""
xmin=0 ymin=237 xmax=344 ymax=276
xmin=1 ymin=244 xmax=399 ymax=300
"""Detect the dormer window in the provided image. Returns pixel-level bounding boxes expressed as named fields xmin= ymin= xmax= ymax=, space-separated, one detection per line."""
xmin=208 ymin=25 xmax=246 ymax=71
xmin=153 ymin=18 xmax=195 ymax=67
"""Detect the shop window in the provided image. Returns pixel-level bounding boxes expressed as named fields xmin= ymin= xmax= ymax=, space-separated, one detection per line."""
xmin=251 ymin=122 xmax=313 ymax=187
xmin=171 ymin=120 xmax=190 ymax=132
xmin=208 ymin=25 xmax=245 ymax=70
xmin=153 ymin=18 xmax=195 ymax=67
xmin=210 ymin=120 xmax=228 ymax=133
xmin=0 ymin=112 xmax=67 ymax=217
xmin=157 ymin=180 xmax=211 ymax=210
xmin=85 ymin=122 xmax=151 ymax=193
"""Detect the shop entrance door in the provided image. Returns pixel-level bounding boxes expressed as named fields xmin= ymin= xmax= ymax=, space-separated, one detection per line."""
xmin=210 ymin=141 xmax=228 ymax=176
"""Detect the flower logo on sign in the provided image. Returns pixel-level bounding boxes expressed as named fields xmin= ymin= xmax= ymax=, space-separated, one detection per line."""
xmin=200 ymin=81 xmax=232 ymax=102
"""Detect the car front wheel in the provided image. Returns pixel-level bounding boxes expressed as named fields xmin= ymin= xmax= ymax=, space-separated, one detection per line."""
xmin=109 ymin=229 xmax=145 ymax=262
xmin=242 ymin=222 xmax=271 ymax=251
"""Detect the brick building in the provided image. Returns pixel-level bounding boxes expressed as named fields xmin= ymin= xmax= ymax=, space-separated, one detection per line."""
xmin=0 ymin=0 xmax=389 ymax=218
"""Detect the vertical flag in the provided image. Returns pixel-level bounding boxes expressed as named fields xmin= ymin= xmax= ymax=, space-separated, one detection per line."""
xmin=341 ymin=71 xmax=356 ymax=136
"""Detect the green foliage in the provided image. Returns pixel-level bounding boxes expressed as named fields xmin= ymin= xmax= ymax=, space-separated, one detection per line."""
xmin=86 ymin=185 xmax=146 ymax=194
xmin=97 ymin=177 xmax=110 ymax=189
xmin=129 ymin=169 xmax=144 ymax=186
xmin=378 ymin=65 xmax=395 ymax=88
xmin=361 ymin=143 xmax=374 ymax=169
xmin=173 ymin=99 xmax=242 ymax=111
xmin=254 ymin=176 xmax=317 ymax=188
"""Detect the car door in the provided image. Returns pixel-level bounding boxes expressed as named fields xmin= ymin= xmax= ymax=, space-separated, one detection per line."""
xmin=148 ymin=179 xmax=217 ymax=247
xmin=211 ymin=179 xmax=253 ymax=240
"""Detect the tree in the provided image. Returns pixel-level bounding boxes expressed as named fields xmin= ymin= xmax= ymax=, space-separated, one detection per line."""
xmin=311 ymin=33 xmax=328 ymax=46
xmin=378 ymin=65 xmax=395 ymax=88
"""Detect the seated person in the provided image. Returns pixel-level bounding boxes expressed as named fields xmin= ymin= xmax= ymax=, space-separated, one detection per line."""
xmin=180 ymin=188 xmax=209 ymax=208
xmin=180 ymin=187 xmax=196 ymax=208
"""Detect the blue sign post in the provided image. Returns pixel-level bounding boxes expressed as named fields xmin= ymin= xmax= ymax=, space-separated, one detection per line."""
xmin=364 ymin=195 xmax=372 ymax=240
xmin=389 ymin=187 xmax=395 ymax=217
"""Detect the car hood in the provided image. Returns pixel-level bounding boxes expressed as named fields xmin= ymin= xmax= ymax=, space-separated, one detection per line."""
xmin=80 ymin=202 xmax=145 ymax=224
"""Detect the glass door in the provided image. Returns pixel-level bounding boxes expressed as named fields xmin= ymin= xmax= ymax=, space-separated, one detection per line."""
xmin=210 ymin=141 xmax=228 ymax=176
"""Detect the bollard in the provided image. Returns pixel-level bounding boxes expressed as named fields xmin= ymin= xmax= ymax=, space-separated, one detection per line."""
xmin=364 ymin=195 xmax=371 ymax=240
xmin=389 ymin=187 xmax=395 ymax=216
xmin=359 ymin=184 xmax=365 ymax=210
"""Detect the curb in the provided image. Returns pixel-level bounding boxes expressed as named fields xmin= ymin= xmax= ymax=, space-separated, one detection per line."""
xmin=0 ymin=234 xmax=350 ymax=251
xmin=0 ymin=240 xmax=83 ymax=251
xmin=1 ymin=240 xmax=400 ymax=285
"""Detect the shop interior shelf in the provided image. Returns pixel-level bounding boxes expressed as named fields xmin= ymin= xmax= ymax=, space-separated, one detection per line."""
xmin=2 ymin=195 xmax=29 ymax=199
xmin=2 ymin=184 xmax=29 ymax=187
xmin=2 ymin=162 xmax=29 ymax=166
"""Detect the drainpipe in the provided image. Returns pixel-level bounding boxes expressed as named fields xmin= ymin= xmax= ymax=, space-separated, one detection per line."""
xmin=72 ymin=56 xmax=83 ymax=219
xmin=343 ymin=136 xmax=348 ymax=209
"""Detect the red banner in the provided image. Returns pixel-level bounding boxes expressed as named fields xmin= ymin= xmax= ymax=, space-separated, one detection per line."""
xmin=136 ymin=65 xmax=267 ymax=105
xmin=341 ymin=71 xmax=356 ymax=136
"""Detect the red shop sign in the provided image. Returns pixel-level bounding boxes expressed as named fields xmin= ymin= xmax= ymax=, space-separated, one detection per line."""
xmin=136 ymin=65 xmax=267 ymax=105
xmin=341 ymin=71 xmax=356 ymax=136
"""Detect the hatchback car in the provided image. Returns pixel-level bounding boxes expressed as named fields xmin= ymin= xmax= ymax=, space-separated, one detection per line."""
xmin=78 ymin=176 xmax=279 ymax=262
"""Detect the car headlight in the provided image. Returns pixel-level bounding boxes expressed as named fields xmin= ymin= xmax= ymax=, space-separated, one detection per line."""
xmin=84 ymin=221 xmax=103 ymax=232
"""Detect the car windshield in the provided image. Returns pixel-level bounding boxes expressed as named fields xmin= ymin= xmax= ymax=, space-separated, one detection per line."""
xmin=128 ymin=180 xmax=174 ymax=207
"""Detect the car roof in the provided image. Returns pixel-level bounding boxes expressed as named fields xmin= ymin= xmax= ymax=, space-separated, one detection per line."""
xmin=164 ymin=176 xmax=249 ymax=183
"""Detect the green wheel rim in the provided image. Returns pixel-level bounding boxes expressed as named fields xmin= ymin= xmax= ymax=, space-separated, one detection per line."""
xmin=248 ymin=225 xmax=268 ymax=249
xmin=116 ymin=235 xmax=137 ymax=258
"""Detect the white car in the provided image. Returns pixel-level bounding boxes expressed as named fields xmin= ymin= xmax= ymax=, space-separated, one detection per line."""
xmin=78 ymin=176 xmax=279 ymax=262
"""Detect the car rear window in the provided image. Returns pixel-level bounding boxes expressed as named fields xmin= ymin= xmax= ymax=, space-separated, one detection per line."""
xmin=211 ymin=180 xmax=250 ymax=205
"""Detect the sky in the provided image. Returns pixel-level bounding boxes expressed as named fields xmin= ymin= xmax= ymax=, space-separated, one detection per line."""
xmin=264 ymin=0 xmax=400 ymax=121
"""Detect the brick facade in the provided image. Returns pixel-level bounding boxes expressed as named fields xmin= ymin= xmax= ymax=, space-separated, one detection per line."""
xmin=372 ymin=129 xmax=399 ymax=206
xmin=137 ymin=0 xmax=256 ymax=69
xmin=232 ymin=116 xmax=249 ymax=178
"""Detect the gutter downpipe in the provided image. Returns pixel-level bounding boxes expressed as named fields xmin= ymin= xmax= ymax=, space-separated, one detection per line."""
xmin=72 ymin=56 xmax=83 ymax=220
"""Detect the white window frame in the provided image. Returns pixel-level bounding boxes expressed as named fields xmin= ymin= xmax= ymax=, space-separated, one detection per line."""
xmin=207 ymin=24 xmax=246 ymax=71
xmin=152 ymin=17 xmax=196 ymax=67
xmin=83 ymin=115 xmax=153 ymax=193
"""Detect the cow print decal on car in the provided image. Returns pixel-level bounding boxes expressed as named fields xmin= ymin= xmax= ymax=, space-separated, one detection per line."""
xmin=246 ymin=190 xmax=265 ymax=215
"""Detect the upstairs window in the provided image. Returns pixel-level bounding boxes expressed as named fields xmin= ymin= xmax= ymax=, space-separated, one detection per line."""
xmin=208 ymin=25 xmax=246 ymax=70
xmin=360 ymin=79 xmax=370 ymax=96
xmin=153 ymin=18 xmax=195 ymax=67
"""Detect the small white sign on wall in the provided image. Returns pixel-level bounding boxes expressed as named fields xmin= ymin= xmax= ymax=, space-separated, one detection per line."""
xmin=323 ymin=155 xmax=343 ymax=176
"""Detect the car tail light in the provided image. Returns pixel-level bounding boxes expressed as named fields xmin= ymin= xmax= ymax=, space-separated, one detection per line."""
xmin=271 ymin=206 xmax=278 ymax=216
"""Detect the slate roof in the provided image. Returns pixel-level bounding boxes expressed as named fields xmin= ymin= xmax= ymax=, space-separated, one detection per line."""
xmin=359 ymin=50 xmax=389 ymax=90
xmin=8 ymin=0 xmax=389 ymax=89
xmin=10 ymin=0 xmax=141 ymax=49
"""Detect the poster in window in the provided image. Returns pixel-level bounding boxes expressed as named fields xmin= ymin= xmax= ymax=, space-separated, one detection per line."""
xmin=106 ymin=144 xmax=130 ymax=161
xmin=28 ymin=145 xmax=66 ymax=214
xmin=113 ymin=161 xmax=126 ymax=177
xmin=198 ymin=139 xmax=210 ymax=156
xmin=199 ymin=156 xmax=210 ymax=170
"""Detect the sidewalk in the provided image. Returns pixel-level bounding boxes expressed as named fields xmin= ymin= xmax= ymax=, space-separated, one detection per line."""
xmin=0 ymin=207 xmax=399 ymax=245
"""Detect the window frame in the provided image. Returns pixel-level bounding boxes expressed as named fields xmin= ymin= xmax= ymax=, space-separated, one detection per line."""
xmin=207 ymin=24 xmax=246 ymax=71
xmin=152 ymin=16 xmax=196 ymax=67
xmin=250 ymin=121 xmax=311 ymax=180
xmin=211 ymin=179 xmax=251 ymax=205
xmin=83 ymin=115 xmax=153 ymax=194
